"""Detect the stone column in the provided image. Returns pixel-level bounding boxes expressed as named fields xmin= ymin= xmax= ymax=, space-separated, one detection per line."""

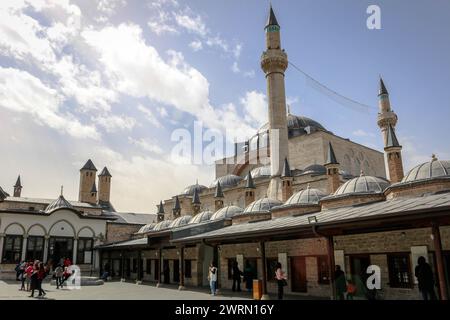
xmin=43 ymin=235 xmax=50 ymax=263
xmin=120 ymin=250 xmax=125 ymax=282
xmin=136 ymin=250 xmax=142 ymax=284
xmin=260 ymin=241 xmax=269 ymax=300
xmin=72 ymin=237 xmax=78 ymax=265
xmin=432 ymin=223 xmax=448 ymax=300
xmin=178 ymin=246 xmax=185 ymax=290
xmin=156 ymin=248 xmax=162 ymax=287
xmin=327 ymin=236 xmax=336 ymax=300
xmin=0 ymin=233 xmax=5 ymax=263
xmin=21 ymin=234 xmax=28 ymax=261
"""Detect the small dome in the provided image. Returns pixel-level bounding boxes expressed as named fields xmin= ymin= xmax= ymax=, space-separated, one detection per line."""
xmin=152 ymin=220 xmax=173 ymax=231
xmin=45 ymin=195 xmax=74 ymax=213
xmin=210 ymin=175 xmax=243 ymax=189
xmin=334 ymin=174 xmax=390 ymax=196
xmin=285 ymin=187 xmax=327 ymax=206
xmin=302 ymin=164 xmax=326 ymax=176
xmin=210 ymin=205 xmax=244 ymax=220
xmin=138 ymin=223 xmax=156 ymax=234
xmin=183 ymin=183 xmax=207 ymax=196
xmin=250 ymin=166 xmax=271 ymax=179
xmin=189 ymin=210 xmax=213 ymax=224
xmin=169 ymin=215 xmax=192 ymax=229
xmin=402 ymin=157 xmax=450 ymax=183
xmin=244 ymin=198 xmax=283 ymax=213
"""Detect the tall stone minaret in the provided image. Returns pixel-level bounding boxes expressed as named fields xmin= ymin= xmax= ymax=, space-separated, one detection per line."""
xmin=79 ymin=159 xmax=97 ymax=203
xmin=261 ymin=5 xmax=289 ymax=200
xmin=377 ymin=78 xmax=398 ymax=148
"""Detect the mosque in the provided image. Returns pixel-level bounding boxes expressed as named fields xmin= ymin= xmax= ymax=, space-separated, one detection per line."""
xmin=1 ymin=6 xmax=450 ymax=300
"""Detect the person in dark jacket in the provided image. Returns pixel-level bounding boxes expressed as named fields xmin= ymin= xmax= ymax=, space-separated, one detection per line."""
xmin=29 ymin=262 xmax=39 ymax=298
xmin=231 ymin=261 xmax=242 ymax=292
xmin=334 ymin=265 xmax=347 ymax=300
xmin=415 ymin=256 xmax=437 ymax=300
xmin=243 ymin=261 xmax=255 ymax=292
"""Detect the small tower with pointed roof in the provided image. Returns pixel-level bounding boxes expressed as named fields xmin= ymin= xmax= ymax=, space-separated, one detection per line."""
xmin=191 ymin=188 xmax=201 ymax=215
xmin=157 ymin=200 xmax=165 ymax=222
xmin=245 ymin=171 xmax=256 ymax=207
xmin=214 ymin=181 xmax=225 ymax=211
xmin=384 ymin=124 xmax=404 ymax=183
xmin=13 ymin=175 xmax=22 ymax=197
xmin=173 ymin=196 xmax=181 ymax=218
xmin=324 ymin=142 xmax=340 ymax=194
xmin=79 ymin=159 xmax=97 ymax=203
xmin=280 ymin=158 xmax=293 ymax=202
xmin=377 ymin=77 xmax=398 ymax=149
xmin=98 ymin=166 xmax=112 ymax=204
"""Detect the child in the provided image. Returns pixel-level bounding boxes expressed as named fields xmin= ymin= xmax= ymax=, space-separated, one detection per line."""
xmin=346 ymin=279 xmax=357 ymax=300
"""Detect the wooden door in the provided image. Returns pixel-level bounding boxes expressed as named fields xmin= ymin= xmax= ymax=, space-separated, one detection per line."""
xmin=290 ymin=256 xmax=307 ymax=292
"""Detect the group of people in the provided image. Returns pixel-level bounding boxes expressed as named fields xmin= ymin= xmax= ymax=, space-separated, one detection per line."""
xmin=207 ymin=261 xmax=288 ymax=300
xmin=334 ymin=256 xmax=438 ymax=300
xmin=14 ymin=257 xmax=73 ymax=298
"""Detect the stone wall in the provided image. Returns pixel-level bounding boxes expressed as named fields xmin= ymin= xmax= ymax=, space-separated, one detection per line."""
xmin=105 ymin=223 xmax=143 ymax=244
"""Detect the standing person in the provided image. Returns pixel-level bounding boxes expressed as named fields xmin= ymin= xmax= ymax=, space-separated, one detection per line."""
xmin=346 ymin=279 xmax=357 ymax=300
xmin=275 ymin=262 xmax=287 ymax=300
xmin=54 ymin=264 xmax=64 ymax=289
xmin=37 ymin=262 xmax=47 ymax=297
xmin=25 ymin=262 xmax=34 ymax=291
xmin=15 ymin=261 xmax=23 ymax=281
xmin=243 ymin=261 xmax=254 ymax=292
xmin=19 ymin=261 xmax=27 ymax=290
xmin=335 ymin=265 xmax=347 ymax=300
xmin=231 ymin=261 xmax=242 ymax=292
xmin=415 ymin=256 xmax=437 ymax=300
xmin=29 ymin=262 xmax=39 ymax=298
xmin=208 ymin=262 xmax=218 ymax=296
xmin=64 ymin=257 xmax=72 ymax=268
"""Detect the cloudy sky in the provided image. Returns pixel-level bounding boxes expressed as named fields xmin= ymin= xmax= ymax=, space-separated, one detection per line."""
xmin=1 ymin=0 xmax=449 ymax=213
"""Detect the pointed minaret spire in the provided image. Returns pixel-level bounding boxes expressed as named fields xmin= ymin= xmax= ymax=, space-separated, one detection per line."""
xmin=172 ymin=196 xmax=181 ymax=217
xmin=192 ymin=188 xmax=201 ymax=205
xmin=281 ymin=158 xmax=292 ymax=178
xmin=379 ymin=76 xmax=388 ymax=96
xmin=13 ymin=175 xmax=22 ymax=197
xmin=324 ymin=142 xmax=340 ymax=194
xmin=214 ymin=181 xmax=224 ymax=198
xmin=246 ymin=171 xmax=256 ymax=189
xmin=266 ymin=4 xmax=280 ymax=28
xmin=385 ymin=124 xmax=400 ymax=148
xmin=325 ymin=142 xmax=339 ymax=165
xmin=158 ymin=200 xmax=165 ymax=214
xmin=60 ymin=185 xmax=64 ymax=196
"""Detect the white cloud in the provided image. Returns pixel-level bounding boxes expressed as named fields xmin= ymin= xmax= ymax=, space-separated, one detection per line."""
xmin=128 ymin=137 xmax=163 ymax=154
xmin=189 ymin=40 xmax=203 ymax=51
xmin=0 ymin=67 xmax=99 ymax=140
xmin=174 ymin=13 xmax=208 ymax=37
xmin=233 ymin=44 xmax=242 ymax=59
xmin=97 ymin=0 xmax=126 ymax=15
xmin=147 ymin=21 xmax=179 ymax=35
xmin=137 ymin=104 xmax=163 ymax=128
xmin=231 ymin=62 xmax=240 ymax=73
xmin=353 ymin=129 xmax=376 ymax=138
xmin=157 ymin=106 xmax=168 ymax=118
xmin=243 ymin=70 xmax=255 ymax=78
xmin=93 ymin=114 xmax=136 ymax=132
xmin=240 ymin=91 xmax=267 ymax=127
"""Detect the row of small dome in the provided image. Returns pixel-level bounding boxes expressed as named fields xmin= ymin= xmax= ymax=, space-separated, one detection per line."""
xmin=141 ymin=158 xmax=450 ymax=234
xmin=182 ymin=164 xmax=350 ymax=196
xmin=184 ymin=157 xmax=450 ymax=197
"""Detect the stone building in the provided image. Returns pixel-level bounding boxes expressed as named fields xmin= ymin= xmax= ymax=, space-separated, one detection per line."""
xmin=0 ymin=160 xmax=155 ymax=279
xmin=96 ymin=6 xmax=450 ymax=300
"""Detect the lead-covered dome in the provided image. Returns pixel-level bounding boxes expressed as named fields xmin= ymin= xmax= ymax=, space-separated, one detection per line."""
xmin=301 ymin=164 xmax=326 ymax=176
xmin=210 ymin=205 xmax=244 ymax=220
xmin=189 ymin=210 xmax=213 ymax=224
xmin=183 ymin=182 xmax=207 ymax=196
xmin=334 ymin=174 xmax=389 ymax=196
xmin=210 ymin=175 xmax=243 ymax=189
xmin=45 ymin=195 xmax=74 ymax=213
xmin=153 ymin=220 xmax=173 ymax=231
xmin=285 ymin=187 xmax=327 ymax=206
xmin=169 ymin=215 xmax=192 ymax=229
xmin=402 ymin=156 xmax=450 ymax=183
xmin=244 ymin=198 xmax=283 ymax=213
xmin=257 ymin=113 xmax=326 ymax=137
xmin=138 ymin=223 xmax=156 ymax=234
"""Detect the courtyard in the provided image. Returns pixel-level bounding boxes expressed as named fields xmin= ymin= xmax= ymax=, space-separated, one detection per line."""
xmin=0 ymin=280 xmax=250 ymax=300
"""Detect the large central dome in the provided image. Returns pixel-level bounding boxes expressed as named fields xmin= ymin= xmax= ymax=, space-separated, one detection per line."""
xmin=258 ymin=113 xmax=326 ymax=137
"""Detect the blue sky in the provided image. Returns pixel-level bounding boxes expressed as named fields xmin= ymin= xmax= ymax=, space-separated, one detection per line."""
xmin=0 ymin=0 xmax=449 ymax=213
